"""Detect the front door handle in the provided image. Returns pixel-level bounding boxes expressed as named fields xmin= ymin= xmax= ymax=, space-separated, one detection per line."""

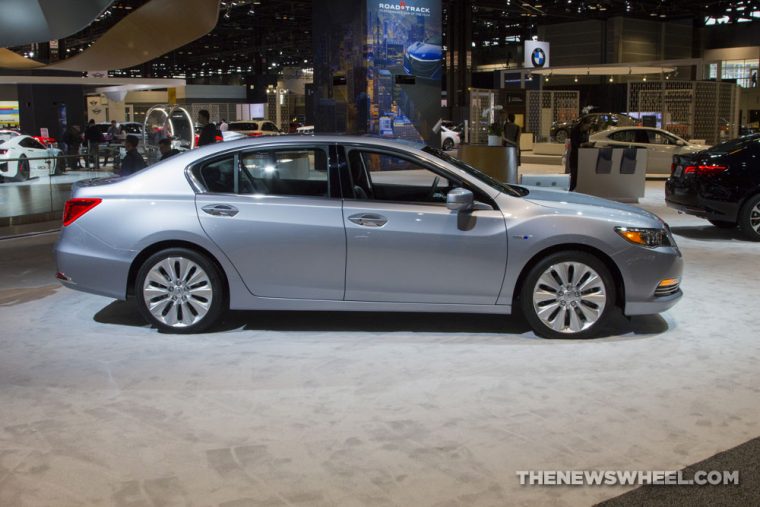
xmin=202 ymin=204 xmax=239 ymax=217
xmin=348 ymin=213 xmax=387 ymax=227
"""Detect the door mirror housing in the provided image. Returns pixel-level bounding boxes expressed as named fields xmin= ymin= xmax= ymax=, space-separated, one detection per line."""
xmin=446 ymin=187 xmax=474 ymax=212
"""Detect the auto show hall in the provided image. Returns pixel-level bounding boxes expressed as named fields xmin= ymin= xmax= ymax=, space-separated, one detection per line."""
xmin=1 ymin=181 xmax=758 ymax=507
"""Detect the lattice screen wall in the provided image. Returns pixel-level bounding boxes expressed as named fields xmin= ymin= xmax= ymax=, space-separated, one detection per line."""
xmin=188 ymin=103 xmax=239 ymax=124
xmin=627 ymin=81 xmax=738 ymax=145
xmin=468 ymin=89 xmax=495 ymax=145
xmin=526 ymin=91 xmax=580 ymax=142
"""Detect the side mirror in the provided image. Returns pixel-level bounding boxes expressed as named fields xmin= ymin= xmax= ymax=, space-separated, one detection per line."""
xmin=446 ymin=187 xmax=474 ymax=212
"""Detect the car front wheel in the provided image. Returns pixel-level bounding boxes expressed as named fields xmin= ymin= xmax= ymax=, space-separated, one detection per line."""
xmin=520 ymin=251 xmax=616 ymax=339
xmin=442 ymin=138 xmax=454 ymax=151
xmin=554 ymin=129 xmax=568 ymax=144
xmin=135 ymin=248 xmax=225 ymax=333
xmin=738 ymin=194 xmax=760 ymax=242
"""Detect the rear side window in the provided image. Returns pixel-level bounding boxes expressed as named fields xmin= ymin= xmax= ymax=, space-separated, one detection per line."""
xmin=198 ymin=157 xmax=236 ymax=194
xmin=240 ymin=148 xmax=328 ymax=197
xmin=609 ymin=130 xmax=636 ymax=143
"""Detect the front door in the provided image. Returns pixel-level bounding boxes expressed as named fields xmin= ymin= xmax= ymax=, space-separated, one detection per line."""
xmin=195 ymin=144 xmax=346 ymax=300
xmin=340 ymin=147 xmax=507 ymax=304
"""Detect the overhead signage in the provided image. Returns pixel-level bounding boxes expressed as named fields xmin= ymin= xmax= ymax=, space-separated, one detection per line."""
xmin=524 ymin=40 xmax=550 ymax=69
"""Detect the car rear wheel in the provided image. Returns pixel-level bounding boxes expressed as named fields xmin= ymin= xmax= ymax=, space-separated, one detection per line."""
xmin=554 ymin=129 xmax=568 ymax=144
xmin=13 ymin=157 xmax=30 ymax=182
xmin=738 ymin=194 xmax=760 ymax=242
xmin=708 ymin=219 xmax=737 ymax=229
xmin=520 ymin=251 xmax=615 ymax=339
xmin=135 ymin=248 xmax=225 ymax=333
xmin=442 ymin=138 xmax=454 ymax=151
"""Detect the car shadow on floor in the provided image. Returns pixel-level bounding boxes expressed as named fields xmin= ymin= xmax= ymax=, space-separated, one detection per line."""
xmin=670 ymin=225 xmax=747 ymax=242
xmin=93 ymin=301 xmax=669 ymax=341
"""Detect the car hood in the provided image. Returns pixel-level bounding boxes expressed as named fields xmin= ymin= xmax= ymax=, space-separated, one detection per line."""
xmin=521 ymin=187 xmax=664 ymax=227
xmin=406 ymin=42 xmax=442 ymax=60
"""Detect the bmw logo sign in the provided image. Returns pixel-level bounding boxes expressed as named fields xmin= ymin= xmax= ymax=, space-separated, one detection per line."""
xmin=531 ymin=47 xmax=546 ymax=68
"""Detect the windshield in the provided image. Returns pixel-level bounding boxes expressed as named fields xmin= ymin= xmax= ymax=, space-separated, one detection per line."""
xmin=422 ymin=146 xmax=526 ymax=197
xmin=705 ymin=134 xmax=759 ymax=154
xmin=425 ymin=35 xmax=442 ymax=46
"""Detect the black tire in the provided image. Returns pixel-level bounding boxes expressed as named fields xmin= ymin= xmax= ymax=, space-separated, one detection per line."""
xmin=708 ymin=219 xmax=737 ymax=229
xmin=554 ymin=129 xmax=568 ymax=144
xmin=53 ymin=156 xmax=65 ymax=175
xmin=442 ymin=138 xmax=455 ymax=151
xmin=738 ymin=193 xmax=760 ymax=242
xmin=13 ymin=157 xmax=30 ymax=182
xmin=135 ymin=248 xmax=226 ymax=333
xmin=519 ymin=251 xmax=616 ymax=339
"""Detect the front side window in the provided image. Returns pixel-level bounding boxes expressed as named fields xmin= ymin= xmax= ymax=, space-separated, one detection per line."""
xmin=648 ymin=131 xmax=678 ymax=145
xmin=346 ymin=149 xmax=456 ymax=204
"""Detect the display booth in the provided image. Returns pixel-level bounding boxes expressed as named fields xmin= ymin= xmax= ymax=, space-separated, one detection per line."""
xmin=574 ymin=147 xmax=647 ymax=202
xmin=142 ymin=105 xmax=194 ymax=164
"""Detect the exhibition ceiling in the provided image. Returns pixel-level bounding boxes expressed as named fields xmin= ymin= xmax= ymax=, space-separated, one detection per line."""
xmin=2 ymin=0 xmax=758 ymax=78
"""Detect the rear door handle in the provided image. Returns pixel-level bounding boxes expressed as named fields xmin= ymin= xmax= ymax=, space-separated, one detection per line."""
xmin=348 ymin=213 xmax=387 ymax=227
xmin=202 ymin=204 xmax=239 ymax=217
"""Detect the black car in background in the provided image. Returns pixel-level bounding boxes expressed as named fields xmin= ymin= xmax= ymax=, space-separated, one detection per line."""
xmin=666 ymin=134 xmax=760 ymax=241
xmin=550 ymin=112 xmax=638 ymax=143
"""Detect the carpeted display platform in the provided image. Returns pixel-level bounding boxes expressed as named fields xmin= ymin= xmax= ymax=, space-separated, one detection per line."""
xmin=597 ymin=437 xmax=760 ymax=507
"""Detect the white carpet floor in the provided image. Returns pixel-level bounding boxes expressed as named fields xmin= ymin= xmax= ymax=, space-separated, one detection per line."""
xmin=0 ymin=181 xmax=758 ymax=507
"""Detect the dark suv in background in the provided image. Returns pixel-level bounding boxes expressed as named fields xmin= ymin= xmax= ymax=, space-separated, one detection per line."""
xmin=551 ymin=112 xmax=639 ymax=143
xmin=666 ymin=134 xmax=760 ymax=240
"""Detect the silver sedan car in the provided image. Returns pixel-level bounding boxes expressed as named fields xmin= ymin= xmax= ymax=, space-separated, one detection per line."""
xmin=55 ymin=136 xmax=683 ymax=339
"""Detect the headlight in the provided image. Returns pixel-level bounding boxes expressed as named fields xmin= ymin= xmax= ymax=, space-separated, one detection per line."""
xmin=614 ymin=227 xmax=672 ymax=248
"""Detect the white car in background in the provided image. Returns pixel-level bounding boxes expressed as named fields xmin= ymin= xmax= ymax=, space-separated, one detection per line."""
xmin=0 ymin=134 xmax=63 ymax=182
xmin=227 ymin=120 xmax=282 ymax=137
xmin=441 ymin=121 xmax=462 ymax=151
xmin=589 ymin=126 xmax=707 ymax=174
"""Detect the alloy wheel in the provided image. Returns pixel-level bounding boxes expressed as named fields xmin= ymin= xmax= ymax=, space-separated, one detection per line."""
xmin=751 ymin=203 xmax=760 ymax=233
xmin=532 ymin=261 xmax=607 ymax=334
xmin=142 ymin=256 xmax=213 ymax=327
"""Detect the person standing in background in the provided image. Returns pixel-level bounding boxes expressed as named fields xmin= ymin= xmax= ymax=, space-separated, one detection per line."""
xmin=62 ymin=124 xmax=81 ymax=171
xmin=103 ymin=120 xmax=121 ymax=167
xmin=567 ymin=116 xmax=593 ymax=191
xmin=118 ymin=135 xmax=146 ymax=176
xmin=84 ymin=119 xmax=103 ymax=169
xmin=158 ymin=138 xmax=180 ymax=161
xmin=197 ymin=109 xmax=218 ymax=147
xmin=219 ymin=118 xmax=229 ymax=132
xmin=502 ymin=113 xmax=522 ymax=165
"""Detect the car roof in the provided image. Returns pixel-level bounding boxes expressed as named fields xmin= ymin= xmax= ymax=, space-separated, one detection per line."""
xmin=602 ymin=126 xmax=668 ymax=132
xmin=162 ymin=134 xmax=427 ymax=163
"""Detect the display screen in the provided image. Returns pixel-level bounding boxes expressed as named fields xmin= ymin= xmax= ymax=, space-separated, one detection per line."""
xmin=0 ymin=101 xmax=20 ymax=128
xmin=366 ymin=0 xmax=442 ymax=143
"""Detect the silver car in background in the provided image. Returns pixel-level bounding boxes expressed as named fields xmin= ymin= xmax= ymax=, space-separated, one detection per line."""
xmin=54 ymin=136 xmax=683 ymax=339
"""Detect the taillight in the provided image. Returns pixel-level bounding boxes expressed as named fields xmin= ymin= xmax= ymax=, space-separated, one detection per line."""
xmin=249 ymin=132 xmax=264 ymax=137
xmin=670 ymin=162 xmax=676 ymax=174
xmin=683 ymin=165 xmax=728 ymax=176
xmin=62 ymin=198 xmax=102 ymax=226
xmin=0 ymin=149 xmax=7 ymax=155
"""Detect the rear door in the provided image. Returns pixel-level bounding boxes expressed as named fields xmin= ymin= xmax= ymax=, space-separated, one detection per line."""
xmin=195 ymin=143 xmax=346 ymax=300
xmin=645 ymin=130 xmax=680 ymax=173
xmin=338 ymin=145 xmax=507 ymax=304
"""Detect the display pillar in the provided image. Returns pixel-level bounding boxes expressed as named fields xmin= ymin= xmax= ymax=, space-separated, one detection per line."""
xmin=312 ymin=0 xmax=442 ymax=145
